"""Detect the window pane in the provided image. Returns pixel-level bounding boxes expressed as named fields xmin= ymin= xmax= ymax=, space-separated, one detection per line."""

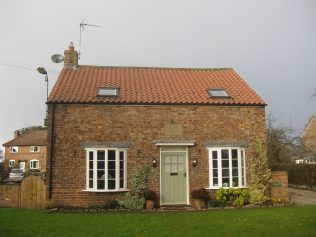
xmin=97 ymin=180 xmax=105 ymax=189
xmin=89 ymin=151 xmax=93 ymax=160
xmin=212 ymin=159 xmax=218 ymax=168
xmin=108 ymin=161 xmax=115 ymax=169
xmin=97 ymin=161 xmax=105 ymax=169
xmin=213 ymin=178 xmax=218 ymax=186
xmin=120 ymin=151 xmax=124 ymax=161
xmin=213 ymin=169 xmax=218 ymax=177
xmin=108 ymin=180 xmax=115 ymax=189
xmin=232 ymin=168 xmax=238 ymax=176
xmin=232 ymin=160 xmax=238 ymax=168
xmin=97 ymin=151 xmax=105 ymax=160
xmin=108 ymin=170 xmax=115 ymax=179
xmin=120 ymin=179 xmax=124 ymax=188
xmin=212 ymin=151 xmax=218 ymax=160
xmin=89 ymin=170 xmax=93 ymax=179
xmin=108 ymin=150 xmax=115 ymax=160
xmin=232 ymin=178 xmax=239 ymax=187
xmin=89 ymin=180 xmax=93 ymax=189
xmin=222 ymin=169 xmax=229 ymax=177
xmin=222 ymin=178 xmax=230 ymax=187
xmin=222 ymin=160 xmax=229 ymax=168
xmin=232 ymin=149 xmax=238 ymax=159
xmin=97 ymin=170 xmax=105 ymax=179
xmin=221 ymin=150 xmax=229 ymax=159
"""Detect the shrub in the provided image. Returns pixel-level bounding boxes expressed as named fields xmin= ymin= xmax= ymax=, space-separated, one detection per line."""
xmin=143 ymin=190 xmax=156 ymax=200
xmin=191 ymin=188 xmax=209 ymax=200
xmin=119 ymin=165 xmax=150 ymax=211
xmin=215 ymin=188 xmax=250 ymax=207
xmin=46 ymin=199 xmax=57 ymax=210
xmin=103 ymin=200 xmax=119 ymax=209
xmin=119 ymin=192 xmax=145 ymax=211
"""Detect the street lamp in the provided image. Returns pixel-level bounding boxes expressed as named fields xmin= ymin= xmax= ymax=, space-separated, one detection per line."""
xmin=37 ymin=67 xmax=48 ymax=101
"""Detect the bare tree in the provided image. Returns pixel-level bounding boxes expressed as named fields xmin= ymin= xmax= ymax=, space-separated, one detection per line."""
xmin=266 ymin=115 xmax=300 ymax=164
xmin=18 ymin=125 xmax=46 ymax=134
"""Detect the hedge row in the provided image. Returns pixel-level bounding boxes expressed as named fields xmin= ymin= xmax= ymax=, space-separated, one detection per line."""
xmin=270 ymin=163 xmax=316 ymax=187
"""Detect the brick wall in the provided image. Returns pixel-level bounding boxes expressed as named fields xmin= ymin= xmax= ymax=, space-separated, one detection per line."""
xmin=47 ymin=104 xmax=266 ymax=206
xmin=269 ymin=171 xmax=288 ymax=200
xmin=4 ymin=146 xmax=47 ymax=172
xmin=0 ymin=182 xmax=20 ymax=207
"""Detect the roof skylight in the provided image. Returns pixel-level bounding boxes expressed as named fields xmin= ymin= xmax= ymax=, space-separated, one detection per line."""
xmin=98 ymin=87 xmax=119 ymax=97
xmin=208 ymin=89 xmax=230 ymax=98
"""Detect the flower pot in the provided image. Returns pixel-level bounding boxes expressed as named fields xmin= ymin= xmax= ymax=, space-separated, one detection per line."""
xmin=193 ymin=199 xmax=206 ymax=210
xmin=145 ymin=200 xmax=155 ymax=209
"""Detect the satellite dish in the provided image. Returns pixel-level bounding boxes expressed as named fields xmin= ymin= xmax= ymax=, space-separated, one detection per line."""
xmin=51 ymin=54 xmax=64 ymax=63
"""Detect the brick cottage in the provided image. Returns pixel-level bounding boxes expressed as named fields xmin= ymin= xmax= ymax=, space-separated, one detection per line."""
xmin=46 ymin=44 xmax=266 ymax=207
xmin=3 ymin=130 xmax=47 ymax=172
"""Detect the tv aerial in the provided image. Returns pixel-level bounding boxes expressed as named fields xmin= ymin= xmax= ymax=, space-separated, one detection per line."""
xmin=51 ymin=20 xmax=100 ymax=64
xmin=79 ymin=19 xmax=100 ymax=59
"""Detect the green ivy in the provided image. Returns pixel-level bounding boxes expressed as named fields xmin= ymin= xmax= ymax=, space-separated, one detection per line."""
xmin=249 ymin=139 xmax=272 ymax=204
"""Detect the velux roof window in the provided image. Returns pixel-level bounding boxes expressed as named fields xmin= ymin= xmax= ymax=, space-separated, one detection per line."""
xmin=208 ymin=88 xmax=230 ymax=98
xmin=98 ymin=87 xmax=119 ymax=97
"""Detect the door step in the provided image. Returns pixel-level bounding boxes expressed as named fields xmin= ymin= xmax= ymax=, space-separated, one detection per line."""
xmin=159 ymin=205 xmax=192 ymax=211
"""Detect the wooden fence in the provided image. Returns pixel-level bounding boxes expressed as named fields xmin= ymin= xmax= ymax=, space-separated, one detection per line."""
xmin=0 ymin=175 xmax=46 ymax=209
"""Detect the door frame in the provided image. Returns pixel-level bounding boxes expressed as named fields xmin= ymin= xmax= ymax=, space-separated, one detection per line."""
xmin=159 ymin=146 xmax=190 ymax=206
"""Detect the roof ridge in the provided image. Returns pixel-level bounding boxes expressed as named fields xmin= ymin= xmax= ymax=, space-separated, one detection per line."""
xmin=75 ymin=65 xmax=234 ymax=71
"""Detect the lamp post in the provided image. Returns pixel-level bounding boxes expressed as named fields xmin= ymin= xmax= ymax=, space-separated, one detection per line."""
xmin=37 ymin=67 xmax=48 ymax=101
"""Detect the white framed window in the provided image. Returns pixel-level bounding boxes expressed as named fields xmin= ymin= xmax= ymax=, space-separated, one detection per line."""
xmin=30 ymin=146 xmax=40 ymax=152
xmin=9 ymin=159 xmax=15 ymax=167
xmin=10 ymin=146 xmax=18 ymax=153
xmin=208 ymin=147 xmax=246 ymax=189
xmin=30 ymin=160 xmax=39 ymax=169
xmin=85 ymin=148 xmax=127 ymax=192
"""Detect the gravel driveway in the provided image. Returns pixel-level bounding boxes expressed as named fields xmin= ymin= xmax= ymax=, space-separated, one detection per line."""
xmin=288 ymin=188 xmax=316 ymax=205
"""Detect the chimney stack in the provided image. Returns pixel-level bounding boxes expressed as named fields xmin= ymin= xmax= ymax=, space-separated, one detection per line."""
xmin=14 ymin=130 xmax=20 ymax=138
xmin=64 ymin=42 xmax=78 ymax=69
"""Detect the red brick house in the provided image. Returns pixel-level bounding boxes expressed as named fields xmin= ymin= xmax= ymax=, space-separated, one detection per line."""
xmin=300 ymin=114 xmax=316 ymax=164
xmin=3 ymin=130 xmax=47 ymax=172
xmin=46 ymin=44 xmax=266 ymax=206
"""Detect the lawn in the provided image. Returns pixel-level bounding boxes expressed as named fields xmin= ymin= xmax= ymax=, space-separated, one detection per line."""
xmin=1 ymin=206 xmax=316 ymax=237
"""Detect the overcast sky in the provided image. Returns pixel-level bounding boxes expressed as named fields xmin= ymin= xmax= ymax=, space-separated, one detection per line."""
xmin=0 ymin=0 xmax=315 ymax=150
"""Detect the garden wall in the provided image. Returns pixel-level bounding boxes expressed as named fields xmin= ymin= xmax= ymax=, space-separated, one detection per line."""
xmin=269 ymin=171 xmax=288 ymax=201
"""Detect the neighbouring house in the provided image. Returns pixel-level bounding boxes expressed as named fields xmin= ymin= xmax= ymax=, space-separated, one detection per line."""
xmin=3 ymin=130 xmax=47 ymax=172
xmin=46 ymin=44 xmax=266 ymax=207
xmin=300 ymin=114 xmax=316 ymax=164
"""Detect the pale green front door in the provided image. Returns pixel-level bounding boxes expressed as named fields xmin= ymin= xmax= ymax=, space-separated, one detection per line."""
xmin=161 ymin=152 xmax=187 ymax=205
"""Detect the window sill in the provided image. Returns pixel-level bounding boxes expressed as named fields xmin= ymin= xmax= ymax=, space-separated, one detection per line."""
xmin=206 ymin=186 xmax=248 ymax=190
xmin=82 ymin=189 xmax=129 ymax=193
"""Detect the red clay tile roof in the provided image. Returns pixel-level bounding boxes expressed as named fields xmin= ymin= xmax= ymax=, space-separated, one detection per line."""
xmin=3 ymin=130 xmax=47 ymax=147
xmin=48 ymin=66 xmax=265 ymax=105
